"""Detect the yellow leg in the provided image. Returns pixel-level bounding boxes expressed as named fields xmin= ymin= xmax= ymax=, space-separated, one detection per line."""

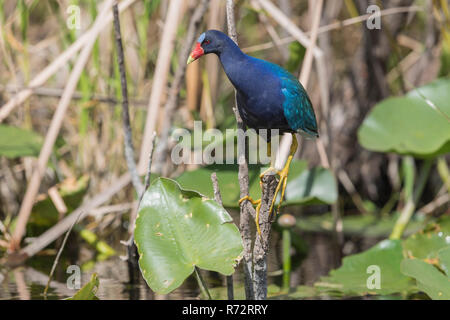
xmin=268 ymin=133 xmax=298 ymax=216
xmin=239 ymin=195 xmax=260 ymax=206
xmin=238 ymin=134 xmax=298 ymax=235
xmin=259 ymin=141 xmax=275 ymax=185
xmin=238 ymin=195 xmax=262 ymax=235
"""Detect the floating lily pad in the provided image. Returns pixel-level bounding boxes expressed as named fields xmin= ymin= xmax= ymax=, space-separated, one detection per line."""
xmin=134 ymin=178 xmax=243 ymax=294
xmin=316 ymin=240 xmax=414 ymax=296
xmin=297 ymin=212 xmax=424 ymax=238
xmin=358 ymin=78 xmax=450 ymax=158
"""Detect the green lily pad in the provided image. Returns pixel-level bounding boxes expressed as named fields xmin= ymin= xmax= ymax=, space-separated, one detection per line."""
xmin=402 ymin=216 xmax=450 ymax=260
xmin=400 ymin=258 xmax=450 ymax=300
xmin=176 ymin=160 xmax=337 ymax=208
xmin=438 ymin=247 xmax=450 ymax=276
xmin=316 ymin=240 xmax=414 ymax=296
xmin=0 ymin=124 xmax=43 ymax=158
xmin=402 ymin=231 xmax=450 ymax=260
xmin=284 ymin=166 xmax=337 ymax=205
xmin=297 ymin=213 xmax=424 ymax=238
xmin=358 ymin=78 xmax=450 ymax=158
xmin=134 ymin=178 xmax=243 ymax=294
xmin=66 ymin=273 xmax=99 ymax=300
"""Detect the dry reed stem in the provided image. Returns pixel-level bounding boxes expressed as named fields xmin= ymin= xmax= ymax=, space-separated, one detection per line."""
xmin=19 ymin=173 xmax=131 ymax=258
xmin=250 ymin=0 xmax=289 ymax=60
xmin=0 ymin=0 xmax=137 ymax=123
xmin=241 ymin=6 xmax=422 ymax=53
xmin=48 ymin=187 xmax=68 ymax=216
xmin=138 ymin=0 xmax=184 ymax=175
xmin=203 ymin=0 xmax=225 ymax=108
xmin=154 ymin=0 xmax=211 ymax=176
xmin=9 ymin=0 xmax=115 ymax=251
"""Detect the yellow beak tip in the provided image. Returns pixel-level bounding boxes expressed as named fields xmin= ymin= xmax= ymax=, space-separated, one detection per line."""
xmin=187 ymin=56 xmax=195 ymax=65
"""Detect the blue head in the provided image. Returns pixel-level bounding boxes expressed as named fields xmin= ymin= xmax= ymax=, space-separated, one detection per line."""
xmin=187 ymin=30 xmax=238 ymax=64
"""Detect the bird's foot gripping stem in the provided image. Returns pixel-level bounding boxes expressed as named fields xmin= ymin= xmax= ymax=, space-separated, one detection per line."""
xmin=239 ymin=195 xmax=262 ymax=235
xmin=239 ymin=134 xmax=298 ymax=235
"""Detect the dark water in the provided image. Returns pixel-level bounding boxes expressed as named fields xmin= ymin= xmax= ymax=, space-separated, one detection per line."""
xmin=0 ymin=256 xmax=202 ymax=300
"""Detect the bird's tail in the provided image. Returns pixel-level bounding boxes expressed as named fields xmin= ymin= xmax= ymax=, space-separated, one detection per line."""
xmin=297 ymin=127 xmax=319 ymax=140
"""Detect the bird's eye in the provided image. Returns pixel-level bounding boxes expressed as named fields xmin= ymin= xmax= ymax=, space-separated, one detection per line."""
xmin=204 ymin=40 xmax=210 ymax=45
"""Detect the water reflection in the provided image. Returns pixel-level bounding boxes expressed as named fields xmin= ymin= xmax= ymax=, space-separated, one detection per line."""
xmin=0 ymin=257 xmax=200 ymax=300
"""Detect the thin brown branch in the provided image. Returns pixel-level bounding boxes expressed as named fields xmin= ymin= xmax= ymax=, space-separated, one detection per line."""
xmin=211 ymin=172 xmax=234 ymax=300
xmin=43 ymin=210 xmax=83 ymax=297
xmin=252 ymin=174 xmax=277 ymax=300
xmin=113 ymin=1 xmax=143 ymax=196
xmin=226 ymin=0 xmax=256 ymax=301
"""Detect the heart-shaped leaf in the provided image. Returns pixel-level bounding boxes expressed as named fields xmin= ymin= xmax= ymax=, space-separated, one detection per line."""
xmin=134 ymin=178 xmax=243 ymax=294
xmin=358 ymin=78 xmax=450 ymax=158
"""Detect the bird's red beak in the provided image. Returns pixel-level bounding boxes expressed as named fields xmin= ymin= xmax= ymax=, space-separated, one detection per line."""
xmin=187 ymin=42 xmax=204 ymax=64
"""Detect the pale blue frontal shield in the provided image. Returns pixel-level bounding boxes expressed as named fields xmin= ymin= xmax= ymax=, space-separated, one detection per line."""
xmin=197 ymin=33 xmax=205 ymax=43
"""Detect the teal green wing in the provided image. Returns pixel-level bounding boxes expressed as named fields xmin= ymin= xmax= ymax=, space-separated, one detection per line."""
xmin=280 ymin=75 xmax=318 ymax=137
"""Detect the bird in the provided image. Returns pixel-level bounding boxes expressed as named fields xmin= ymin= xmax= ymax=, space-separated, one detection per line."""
xmin=187 ymin=30 xmax=318 ymax=234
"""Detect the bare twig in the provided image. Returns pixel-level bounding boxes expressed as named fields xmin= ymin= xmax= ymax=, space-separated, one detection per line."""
xmin=0 ymin=84 xmax=148 ymax=107
xmin=43 ymin=210 xmax=83 ymax=297
xmin=89 ymin=203 xmax=135 ymax=219
xmin=252 ymin=174 xmax=277 ymax=300
xmin=226 ymin=0 xmax=256 ymax=301
xmin=250 ymin=0 xmax=289 ymax=60
xmin=211 ymin=172 xmax=234 ymax=300
xmin=418 ymin=192 xmax=450 ymax=215
xmin=241 ymin=6 xmax=422 ymax=53
xmin=299 ymin=0 xmax=323 ymax=87
xmin=9 ymin=0 xmax=115 ymax=251
xmin=337 ymin=169 xmax=368 ymax=214
xmin=113 ymin=1 xmax=143 ymax=196
xmin=48 ymin=187 xmax=68 ymax=217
